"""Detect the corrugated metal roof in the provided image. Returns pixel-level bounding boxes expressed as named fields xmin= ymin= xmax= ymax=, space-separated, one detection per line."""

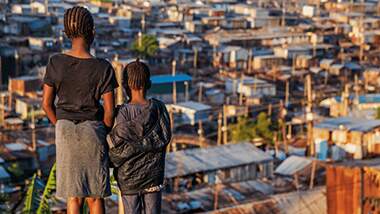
xmin=314 ymin=117 xmax=380 ymax=132
xmin=320 ymin=59 xmax=334 ymax=65
xmin=5 ymin=143 xmax=28 ymax=151
xmin=172 ymin=101 xmax=212 ymax=111
xmin=330 ymin=64 xmax=344 ymax=69
xmin=165 ymin=143 xmax=273 ymax=178
xmin=273 ymin=187 xmax=326 ymax=214
xmin=275 ymin=155 xmax=312 ymax=176
xmin=163 ymin=179 xmax=273 ymax=213
xmin=204 ymin=187 xmax=325 ymax=214
xmin=219 ymin=46 xmax=244 ymax=53
xmin=151 ymin=74 xmax=192 ymax=84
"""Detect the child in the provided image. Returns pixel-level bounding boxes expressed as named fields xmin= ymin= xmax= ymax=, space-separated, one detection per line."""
xmin=107 ymin=59 xmax=171 ymax=214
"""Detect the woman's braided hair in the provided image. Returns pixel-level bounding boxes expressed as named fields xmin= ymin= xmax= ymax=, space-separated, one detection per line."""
xmin=123 ymin=58 xmax=151 ymax=91
xmin=63 ymin=6 xmax=94 ymax=45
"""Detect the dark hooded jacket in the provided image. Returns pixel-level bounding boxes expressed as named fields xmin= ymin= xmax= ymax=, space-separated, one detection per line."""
xmin=107 ymin=98 xmax=171 ymax=195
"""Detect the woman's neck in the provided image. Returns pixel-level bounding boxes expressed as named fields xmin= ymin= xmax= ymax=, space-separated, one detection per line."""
xmin=67 ymin=38 xmax=93 ymax=59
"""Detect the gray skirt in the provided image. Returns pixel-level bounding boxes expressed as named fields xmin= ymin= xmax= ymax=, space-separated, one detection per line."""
xmin=55 ymin=120 xmax=111 ymax=198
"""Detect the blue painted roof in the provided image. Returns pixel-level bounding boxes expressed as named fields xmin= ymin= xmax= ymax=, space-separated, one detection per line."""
xmin=315 ymin=117 xmax=380 ymax=132
xmin=335 ymin=94 xmax=380 ymax=104
xmin=151 ymin=74 xmax=192 ymax=84
xmin=344 ymin=62 xmax=361 ymax=70
xmin=0 ymin=166 xmax=10 ymax=180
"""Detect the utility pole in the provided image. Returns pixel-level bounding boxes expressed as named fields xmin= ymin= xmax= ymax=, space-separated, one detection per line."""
xmin=253 ymin=75 xmax=257 ymax=96
xmin=198 ymin=120 xmax=205 ymax=148
xmin=285 ymin=79 xmax=289 ymax=106
xmin=213 ymin=183 xmax=219 ymax=210
xmin=342 ymin=84 xmax=350 ymax=116
xmin=292 ymin=55 xmax=296 ymax=75
xmin=169 ymin=109 xmax=176 ymax=152
xmin=247 ymin=49 xmax=252 ymax=74
xmin=141 ymin=13 xmax=146 ymax=33
xmin=359 ymin=0 xmax=366 ymax=64
xmin=222 ymin=105 xmax=228 ymax=145
xmin=44 ymin=0 xmax=48 ymax=15
xmin=217 ymin=112 xmax=222 ymax=146
xmin=354 ymin=74 xmax=360 ymax=106
xmin=0 ymin=94 xmax=4 ymax=126
xmin=306 ymin=73 xmax=314 ymax=156
xmin=14 ymin=50 xmax=19 ymax=76
xmin=31 ymin=106 xmax=41 ymax=176
xmin=193 ymin=47 xmax=198 ymax=71
xmin=113 ymin=56 xmax=124 ymax=105
xmin=317 ymin=0 xmax=320 ymax=18
xmin=282 ymin=0 xmax=286 ymax=27
xmin=340 ymin=46 xmax=344 ymax=64
xmin=138 ymin=31 xmax=142 ymax=49
xmin=239 ymin=74 xmax=244 ymax=105
xmin=312 ymin=34 xmax=317 ymax=58
xmin=31 ymin=107 xmax=36 ymax=152
xmin=267 ymin=103 xmax=272 ymax=117
xmin=184 ymin=81 xmax=189 ymax=102
xmin=172 ymin=60 xmax=177 ymax=104
xmin=198 ymin=83 xmax=203 ymax=103
xmin=279 ymin=100 xmax=288 ymax=154
xmin=273 ymin=131 xmax=279 ymax=158
xmin=7 ymin=85 xmax=12 ymax=111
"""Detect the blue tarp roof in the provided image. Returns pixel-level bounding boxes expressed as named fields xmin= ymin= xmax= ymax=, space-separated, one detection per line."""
xmin=344 ymin=62 xmax=361 ymax=71
xmin=151 ymin=74 xmax=192 ymax=84
xmin=335 ymin=94 xmax=380 ymax=104
xmin=315 ymin=117 xmax=380 ymax=132
xmin=0 ymin=166 xmax=10 ymax=181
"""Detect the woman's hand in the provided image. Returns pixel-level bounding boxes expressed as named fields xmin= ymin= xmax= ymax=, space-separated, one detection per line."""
xmin=42 ymin=84 xmax=57 ymax=125
xmin=102 ymin=91 xmax=115 ymax=132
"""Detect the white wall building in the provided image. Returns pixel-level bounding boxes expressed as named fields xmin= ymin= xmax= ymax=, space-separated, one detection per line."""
xmin=168 ymin=101 xmax=212 ymax=126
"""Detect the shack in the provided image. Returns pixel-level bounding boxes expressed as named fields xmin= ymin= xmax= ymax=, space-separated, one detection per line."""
xmin=8 ymin=76 xmax=41 ymax=96
xmin=313 ymin=117 xmax=380 ymax=159
xmin=168 ymin=101 xmax=212 ymax=126
xmin=165 ymin=143 xmax=273 ymax=192
xmin=150 ymin=74 xmax=192 ymax=103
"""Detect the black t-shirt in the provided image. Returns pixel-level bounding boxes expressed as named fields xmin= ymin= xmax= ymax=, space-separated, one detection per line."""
xmin=43 ymin=54 xmax=118 ymax=121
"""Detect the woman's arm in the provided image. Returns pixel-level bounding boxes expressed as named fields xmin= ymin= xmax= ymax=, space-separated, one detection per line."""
xmin=42 ymin=84 xmax=57 ymax=125
xmin=102 ymin=91 xmax=115 ymax=132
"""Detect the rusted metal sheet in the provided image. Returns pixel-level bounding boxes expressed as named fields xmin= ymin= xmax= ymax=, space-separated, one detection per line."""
xmin=326 ymin=166 xmax=361 ymax=214
xmin=327 ymin=164 xmax=380 ymax=214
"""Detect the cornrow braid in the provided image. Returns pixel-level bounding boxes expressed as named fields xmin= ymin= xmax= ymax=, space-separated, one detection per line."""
xmin=123 ymin=58 xmax=151 ymax=91
xmin=63 ymin=6 xmax=94 ymax=45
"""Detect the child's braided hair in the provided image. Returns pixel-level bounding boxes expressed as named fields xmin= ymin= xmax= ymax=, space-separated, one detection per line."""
xmin=123 ymin=58 xmax=151 ymax=91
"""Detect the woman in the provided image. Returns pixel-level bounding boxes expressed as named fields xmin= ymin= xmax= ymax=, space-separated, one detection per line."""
xmin=42 ymin=6 xmax=117 ymax=214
